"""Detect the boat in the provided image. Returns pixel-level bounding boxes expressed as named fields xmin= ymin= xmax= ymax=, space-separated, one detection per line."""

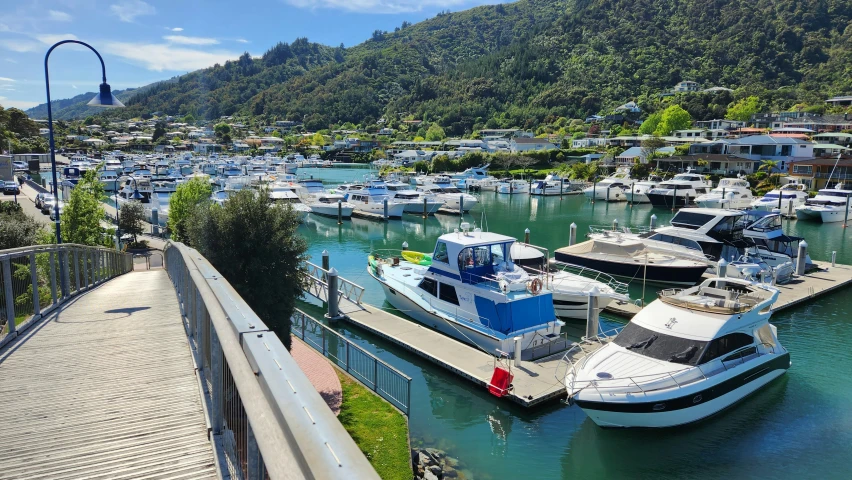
xmin=625 ymin=175 xmax=663 ymax=203
xmin=582 ymin=167 xmax=633 ymax=202
xmin=531 ymin=174 xmax=586 ymax=196
xmin=307 ymin=193 xmax=355 ymax=219
xmin=416 ymin=180 xmax=478 ymax=212
xmin=562 ymin=277 xmax=788 ymax=428
xmin=742 ymin=211 xmax=812 ymax=268
xmin=636 ymin=208 xmax=752 ymax=263
xmin=385 ymin=181 xmax=445 ymax=214
xmin=751 ymin=183 xmax=808 ymax=213
xmin=510 ymin=243 xmax=630 ymax=320
xmin=554 ymin=237 xmax=709 ymax=286
xmin=794 ymin=183 xmax=852 ymax=223
xmin=695 ymin=178 xmax=754 ymax=209
xmin=347 ymin=181 xmax=407 ymax=219
xmin=116 ymin=176 xmax=153 ymax=203
xmin=99 ymin=170 xmax=121 ymax=193
xmin=646 ymin=171 xmax=713 ymax=209
xmin=496 ymin=179 xmax=530 ymax=194
xmin=268 ymin=188 xmax=311 ymax=221
xmin=367 ymin=225 xmax=567 ymax=360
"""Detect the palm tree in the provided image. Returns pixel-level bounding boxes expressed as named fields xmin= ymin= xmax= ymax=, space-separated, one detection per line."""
xmin=759 ymin=160 xmax=780 ymax=186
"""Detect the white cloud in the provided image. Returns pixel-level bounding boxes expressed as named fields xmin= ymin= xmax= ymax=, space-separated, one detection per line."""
xmin=235 ymin=38 xmax=249 ymax=44
xmin=0 ymin=77 xmax=14 ymax=82
xmin=103 ymin=41 xmax=243 ymax=71
xmin=72 ymin=84 xmax=78 ymax=89
xmin=5 ymin=58 xmax=17 ymax=63
xmin=110 ymin=0 xmax=156 ymax=23
xmin=0 ymin=23 xmax=10 ymax=32
xmin=283 ymin=0 xmax=487 ymax=14
xmin=163 ymin=35 xmax=219 ymax=46
xmin=0 ymin=39 xmax=41 ymax=52
xmin=168 ymin=27 xmax=183 ymax=32
xmin=48 ymin=10 xmax=73 ymax=22
xmin=35 ymin=33 xmax=79 ymax=45
xmin=0 ymin=97 xmax=39 ymax=109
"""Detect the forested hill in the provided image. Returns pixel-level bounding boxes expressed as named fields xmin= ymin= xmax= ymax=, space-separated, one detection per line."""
xmin=28 ymin=0 xmax=852 ymax=132
xmin=25 ymin=85 xmax=157 ymax=120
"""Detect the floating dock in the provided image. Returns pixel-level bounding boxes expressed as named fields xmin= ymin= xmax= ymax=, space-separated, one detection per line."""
xmin=351 ymin=210 xmax=393 ymax=222
xmin=436 ymin=207 xmax=464 ymax=215
xmin=604 ymin=260 xmax=852 ymax=319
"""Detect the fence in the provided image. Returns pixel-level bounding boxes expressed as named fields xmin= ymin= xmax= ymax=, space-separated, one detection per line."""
xmin=164 ymin=241 xmax=379 ymax=480
xmin=291 ymin=309 xmax=412 ymax=415
xmin=0 ymin=244 xmax=133 ymax=349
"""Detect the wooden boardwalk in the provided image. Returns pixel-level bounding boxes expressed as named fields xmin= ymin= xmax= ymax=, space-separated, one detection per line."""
xmin=0 ymin=270 xmax=217 ymax=480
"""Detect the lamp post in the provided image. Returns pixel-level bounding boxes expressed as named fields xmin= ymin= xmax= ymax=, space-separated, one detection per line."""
xmin=45 ymin=40 xmax=124 ymax=246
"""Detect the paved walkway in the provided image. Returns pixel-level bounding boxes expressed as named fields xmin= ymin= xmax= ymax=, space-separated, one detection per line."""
xmin=0 ymin=270 xmax=217 ymax=479
xmin=291 ymin=336 xmax=343 ymax=416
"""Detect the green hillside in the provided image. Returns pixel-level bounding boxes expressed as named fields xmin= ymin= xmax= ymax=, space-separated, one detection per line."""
xmin=25 ymin=85 xmax=158 ymax=120
xmin=27 ymin=0 xmax=852 ymax=132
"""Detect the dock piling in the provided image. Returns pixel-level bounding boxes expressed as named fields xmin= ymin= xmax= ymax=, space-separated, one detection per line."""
xmin=718 ymin=258 xmax=728 ymax=278
xmin=383 ymin=198 xmax=388 ymax=220
xmin=524 ymin=228 xmax=530 ymax=244
xmin=402 ymin=241 xmax=408 ymax=251
xmin=513 ymin=337 xmax=522 ymax=367
xmin=585 ymin=293 xmax=599 ymax=339
xmin=612 ymin=218 xmax=619 ymax=231
xmin=326 ymin=267 xmax=342 ymax=321
xmin=321 ymin=250 xmax=329 ymax=282
xmin=569 ymin=223 xmax=577 ymax=246
xmin=650 ymin=214 xmax=657 ymax=229
xmin=337 ymin=200 xmax=343 ymax=224
xmin=460 ymin=195 xmax=465 ymax=213
xmin=832 ymin=251 xmax=837 ymax=267
xmin=796 ymin=241 xmax=808 ymax=275
xmin=422 ymin=197 xmax=428 ymax=218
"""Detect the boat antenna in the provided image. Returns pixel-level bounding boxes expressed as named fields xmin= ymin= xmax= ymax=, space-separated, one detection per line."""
xmin=826 ymin=153 xmax=842 ymax=188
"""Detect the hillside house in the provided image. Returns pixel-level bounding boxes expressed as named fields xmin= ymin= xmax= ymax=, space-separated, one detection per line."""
xmin=673 ymin=81 xmax=699 ymax=92
xmin=509 ymin=137 xmax=556 ymax=153
xmin=789 ymin=157 xmax=852 ymax=189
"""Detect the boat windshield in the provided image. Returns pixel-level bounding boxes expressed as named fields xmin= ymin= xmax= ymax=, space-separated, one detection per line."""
xmin=614 ymin=323 xmax=707 ymax=366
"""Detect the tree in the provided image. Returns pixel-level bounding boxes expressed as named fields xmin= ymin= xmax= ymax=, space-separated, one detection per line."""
xmin=570 ymin=161 xmax=598 ymax=181
xmin=119 ymin=201 xmax=145 ymax=243
xmin=168 ymin=177 xmax=212 ymax=242
xmin=61 ymin=170 xmax=107 ymax=246
xmin=759 ymin=160 xmax=780 ymax=187
xmin=214 ymin=123 xmax=231 ymax=138
xmin=640 ymin=136 xmax=666 ymax=163
xmin=515 ymin=156 xmax=537 ymax=178
xmin=726 ymin=96 xmax=763 ymax=123
xmin=424 ymin=124 xmax=445 ymax=141
xmin=186 ymin=189 xmax=308 ymax=349
xmin=654 ymin=105 xmax=692 ymax=136
xmin=0 ymin=203 xmax=43 ymax=250
xmin=152 ymin=122 xmax=167 ymax=141
xmin=638 ymin=112 xmax=662 ymax=135
xmin=491 ymin=153 xmax=516 ymax=175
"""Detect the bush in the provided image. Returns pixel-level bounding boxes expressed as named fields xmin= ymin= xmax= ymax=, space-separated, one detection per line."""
xmin=0 ymin=206 xmax=43 ymax=250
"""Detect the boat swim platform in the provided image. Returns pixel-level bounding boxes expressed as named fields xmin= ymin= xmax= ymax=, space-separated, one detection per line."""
xmin=0 ymin=270 xmax=217 ymax=479
xmin=328 ymin=299 xmax=575 ymax=408
xmin=603 ymin=260 xmax=852 ymax=319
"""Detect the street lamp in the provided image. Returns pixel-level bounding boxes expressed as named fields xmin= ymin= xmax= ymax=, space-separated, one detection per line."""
xmin=44 ymin=40 xmax=124 ymax=246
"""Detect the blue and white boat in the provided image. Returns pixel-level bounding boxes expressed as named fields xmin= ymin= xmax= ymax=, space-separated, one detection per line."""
xmin=368 ymin=225 xmax=566 ymax=359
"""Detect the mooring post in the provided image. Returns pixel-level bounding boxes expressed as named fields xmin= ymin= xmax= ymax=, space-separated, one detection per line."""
xmin=402 ymin=241 xmax=409 ymax=251
xmin=630 ymin=182 xmax=635 ymax=207
xmin=585 ymin=291 xmax=599 ymax=340
xmin=606 ymin=185 xmax=610 ymax=202
xmin=569 ymin=222 xmax=577 ymax=246
xmin=591 ymin=177 xmax=597 ymax=203
xmin=326 ymin=267 xmax=342 ymax=321
xmin=459 ymin=195 xmax=464 ymax=214
xmin=650 ymin=214 xmax=657 ymax=230
xmin=422 ymin=197 xmax=428 ymax=218
xmin=844 ymin=196 xmax=850 ymax=228
xmin=612 ymin=218 xmax=619 ymax=231
xmin=513 ymin=336 xmax=522 ymax=367
xmin=383 ymin=198 xmax=388 ymax=220
xmin=337 ymin=199 xmax=343 ymax=225
xmin=718 ymin=258 xmax=728 ymax=278
xmin=321 ymin=249 xmax=329 ymax=283
xmin=796 ymin=240 xmax=808 ymax=275
xmin=721 ymin=187 xmax=726 ymax=206
xmin=832 ymin=251 xmax=837 ymax=267
xmin=524 ymin=228 xmax=530 ymax=244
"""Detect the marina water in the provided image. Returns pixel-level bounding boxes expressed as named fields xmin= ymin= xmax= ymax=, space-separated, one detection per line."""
xmin=292 ymin=168 xmax=852 ymax=479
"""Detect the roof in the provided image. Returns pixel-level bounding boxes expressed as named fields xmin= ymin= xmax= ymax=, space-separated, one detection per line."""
xmin=769 ymin=133 xmax=810 ymax=139
xmin=826 ymin=95 xmax=852 ymax=102
xmin=438 ymin=231 xmax=515 ymax=247
xmin=771 ymin=127 xmax=815 ymax=133
xmin=789 ymin=157 xmax=852 ymax=167
xmin=617 ymin=147 xmax=643 ymax=158
xmin=730 ymin=135 xmax=813 ymax=145
xmin=655 ymin=154 xmax=762 ymax=163
xmin=813 ymin=144 xmax=850 ymax=150
xmin=813 ymin=132 xmax=852 ymax=139
xmin=512 ymin=138 xmax=555 ymax=144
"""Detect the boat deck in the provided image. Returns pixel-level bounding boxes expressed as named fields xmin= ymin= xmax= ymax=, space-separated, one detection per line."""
xmin=604 ymin=260 xmax=852 ymax=319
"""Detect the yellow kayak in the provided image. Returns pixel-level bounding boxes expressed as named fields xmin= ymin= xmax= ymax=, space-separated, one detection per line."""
xmin=401 ymin=251 xmax=432 ymax=266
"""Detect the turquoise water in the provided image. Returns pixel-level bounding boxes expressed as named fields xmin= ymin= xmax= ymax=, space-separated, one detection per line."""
xmin=294 ymin=168 xmax=852 ymax=479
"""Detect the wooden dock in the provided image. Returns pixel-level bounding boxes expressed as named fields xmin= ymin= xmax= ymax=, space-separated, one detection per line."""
xmin=332 ymin=300 xmax=573 ymax=408
xmin=604 ymin=260 xmax=852 ymax=319
xmin=351 ymin=210 xmax=393 ymax=221
xmin=0 ymin=270 xmax=217 ymax=479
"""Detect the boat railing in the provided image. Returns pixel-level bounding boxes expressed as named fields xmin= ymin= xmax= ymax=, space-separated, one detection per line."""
xmin=563 ymin=342 xmax=781 ymax=402
xmin=588 ymin=224 xmax=653 ymax=235
xmin=657 ymin=288 xmax=768 ymax=314
xmin=554 ymin=326 xmax=624 ymax=387
xmin=305 ymin=261 xmax=365 ymax=305
xmin=547 ymin=261 xmax=630 ymax=295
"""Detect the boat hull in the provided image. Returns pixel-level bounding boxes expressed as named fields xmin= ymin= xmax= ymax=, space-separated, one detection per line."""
xmin=311 ymin=205 xmax=354 ymax=219
xmin=583 ymin=187 xmax=627 ymax=201
xmin=575 ymin=353 xmax=790 ymax=428
xmin=553 ymin=252 xmax=707 ymax=286
xmin=402 ymin=200 xmax=444 ymax=215
xmin=553 ymin=293 xmax=617 ymax=319
xmin=646 ymin=193 xmax=693 ymax=209
xmin=625 ymin=192 xmax=650 ymax=203
xmin=796 ymin=207 xmax=848 ymax=223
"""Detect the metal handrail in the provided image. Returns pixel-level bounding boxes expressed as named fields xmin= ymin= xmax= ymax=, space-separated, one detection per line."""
xmin=306 ymin=261 xmax=365 ymax=304
xmin=164 ymin=241 xmax=378 ymax=480
xmin=547 ymin=261 xmax=630 ymax=295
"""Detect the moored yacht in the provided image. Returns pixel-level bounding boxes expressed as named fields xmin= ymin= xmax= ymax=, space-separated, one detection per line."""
xmin=751 ymin=183 xmax=809 ymax=213
xmin=268 ymin=188 xmax=311 ymax=221
xmin=582 ymin=167 xmax=633 ymax=201
xmin=695 ymin=178 xmax=753 ymax=209
xmin=794 ymin=183 xmax=852 ymax=222
xmin=416 ymin=181 xmax=478 ymax=212
xmin=385 ymin=181 xmax=444 ymax=214
xmin=625 ymin=175 xmax=663 ymax=203
xmin=347 ymin=181 xmax=407 ymax=219
xmin=496 ymin=179 xmax=529 ymax=194
xmin=368 ymin=226 xmax=566 ymax=359
xmin=563 ymin=277 xmax=788 ymax=428
xmin=646 ymin=171 xmax=713 ymax=209
xmin=308 ymin=193 xmax=355 ymax=219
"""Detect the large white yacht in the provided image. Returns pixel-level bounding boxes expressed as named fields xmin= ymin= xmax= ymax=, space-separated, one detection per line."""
xmin=742 ymin=211 xmax=812 ymax=268
xmin=307 ymin=193 xmax=355 ymax=219
xmin=268 ymin=187 xmax=311 ymax=221
xmin=531 ymin=174 xmax=587 ymax=196
xmin=625 ymin=175 xmax=663 ymax=203
xmin=582 ymin=167 xmax=633 ymax=201
xmin=751 ymin=183 xmax=809 ymax=213
xmin=646 ymin=171 xmax=713 ymax=208
xmin=563 ymin=277 xmax=788 ymax=428
xmin=795 ymin=183 xmax=852 ymax=222
xmin=496 ymin=179 xmax=530 ymax=194
xmin=385 ymin=181 xmax=445 ymax=214
xmin=346 ymin=181 xmax=407 ymax=219
xmin=416 ymin=180 xmax=478 ymax=212
xmin=695 ymin=178 xmax=754 ymax=209
xmin=368 ymin=226 xmax=566 ymax=359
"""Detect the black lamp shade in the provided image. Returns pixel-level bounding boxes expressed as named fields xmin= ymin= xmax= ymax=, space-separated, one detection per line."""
xmin=88 ymin=82 xmax=124 ymax=108
xmin=131 ymin=190 xmax=144 ymax=200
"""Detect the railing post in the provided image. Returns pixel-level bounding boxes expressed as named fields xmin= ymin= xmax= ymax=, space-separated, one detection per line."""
xmin=30 ymin=252 xmax=40 ymax=317
xmin=407 ymin=378 xmax=411 ymax=416
xmin=322 ymin=327 xmax=326 ymax=356
xmin=3 ymin=258 xmax=16 ymax=336
xmin=345 ymin=341 xmax=350 ymax=372
xmin=49 ymin=250 xmax=57 ymax=305
xmin=83 ymin=250 xmax=90 ymax=289
xmin=326 ymin=268 xmax=341 ymax=321
xmin=210 ymin=328 xmax=223 ymax=435
xmin=373 ymin=359 xmax=378 ymax=391
xmin=247 ymin=423 xmax=261 ymax=480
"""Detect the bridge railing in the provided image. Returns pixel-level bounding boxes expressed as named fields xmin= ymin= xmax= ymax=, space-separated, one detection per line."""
xmin=0 ymin=244 xmax=133 ymax=349
xmin=163 ymin=241 xmax=379 ymax=480
xmin=306 ymin=261 xmax=365 ymax=305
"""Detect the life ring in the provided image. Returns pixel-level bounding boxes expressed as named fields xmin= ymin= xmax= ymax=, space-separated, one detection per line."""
xmin=527 ymin=278 xmax=543 ymax=295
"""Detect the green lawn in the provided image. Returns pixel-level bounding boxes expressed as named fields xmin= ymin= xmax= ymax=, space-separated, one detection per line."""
xmin=335 ymin=370 xmax=412 ymax=480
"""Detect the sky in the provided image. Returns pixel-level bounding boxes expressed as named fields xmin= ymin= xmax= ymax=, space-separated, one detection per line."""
xmin=0 ymin=0 xmax=501 ymax=110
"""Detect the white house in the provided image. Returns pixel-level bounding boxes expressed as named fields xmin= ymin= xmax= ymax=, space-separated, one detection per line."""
xmin=510 ymin=137 xmax=556 ymax=153
xmin=614 ymin=101 xmax=641 ymax=113
xmin=673 ymin=80 xmax=700 ymax=92
xmin=572 ymin=138 xmax=607 ymax=149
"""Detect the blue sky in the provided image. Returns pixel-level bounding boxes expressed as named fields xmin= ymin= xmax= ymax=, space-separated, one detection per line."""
xmin=0 ymin=0 xmax=500 ymax=110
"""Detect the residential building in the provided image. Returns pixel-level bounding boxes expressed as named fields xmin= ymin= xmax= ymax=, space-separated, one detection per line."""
xmin=813 ymin=132 xmax=852 ymax=146
xmin=724 ymin=135 xmax=814 ymax=170
xmin=695 ymin=119 xmax=745 ymax=130
xmin=509 ymin=137 xmax=556 ymax=153
xmin=655 ymin=154 xmax=761 ymax=175
xmin=788 ymin=157 xmax=852 ymax=189
xmin=825 ymin=95 xmax=852 ymax=107
xmin=572 ymin=137 xmax=608 ymax=149
xmin=479 ymin=128 xmax=519 ymax=140
xmin=614 ymin=101 xmax=641 ymax=113
xmin=673 ymin=80 xmax=700 ymax=92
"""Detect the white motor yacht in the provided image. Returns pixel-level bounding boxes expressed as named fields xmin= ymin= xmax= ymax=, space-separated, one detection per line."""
xmin=497 ymin=179 xmax=530 ymax=194
xmin=646 ymin=171 xmax=713 ymax=209
xmin=99 ymin=170 xmax=121 ymax=193
xmin=269 ymin=188 xmax=311 ymax=221
xmin=625 ymin=175 xmax=663 ymax=203
xmin=582 ymin=167 xmax=633 ymax=201
xmin=416 ymin=181 xmax=478 ymax=212
xmin=385 ymin=181 xmax=444 ymax=214
xmin=347 ymin=181 xmax=407 ymax=219
xmin=531 ymin=174 xmax=586 ymax=196
xmin=368 ymin=226 xmax=566 ymax=360
xmin=742 ymin=211 xmax=812 ymax=268
xmin=752 ymin=183 xmax=809 ymax=214
xmin=563 ymin=277 xmax=788 ymax=428
xmin=695 ymin=178 xmax=753 ymax=209
xmin=308 ymin=193 xmax=355 ymax=219
xmin=795 ymin=183 xmax=852 ymax=222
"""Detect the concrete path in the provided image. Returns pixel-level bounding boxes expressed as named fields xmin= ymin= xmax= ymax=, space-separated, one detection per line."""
xmin=0 ymin=270 xmax=217 ymax=479
xmin=290 ymin=336 xmax=343 ymax=416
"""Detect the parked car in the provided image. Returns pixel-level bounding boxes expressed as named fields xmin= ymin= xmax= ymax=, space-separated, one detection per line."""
xmin=40 ymin=196 xmax=57 ymax=214
xmin=49 ymin=201 xmax=66 ymax=221
xmin=2 ymin=181 xmax=20 ymax=195
xmin=35 ymin=192 xmax=51 ymax=209
xmin=12 ymin=161 xmax=28 ymax=171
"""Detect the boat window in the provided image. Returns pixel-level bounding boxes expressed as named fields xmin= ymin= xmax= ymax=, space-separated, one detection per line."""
xmin=459 ymin=246 xmax=491 ymax=268
xmin=434 ymin=242 xmax=449 ymax=263
xmin=613 ymin=323 xmax=707 ymax=366
xmin=699 ymin=333 xmax=754 ymax=364
xmin=438 ymin=283 xmax=459 ymax=305
xmin=670 ymin=211 xmax=715 ymax=230
xmin=710 ymin=216 xmax=738 ymax=234
xmin=491 ymin=244 xmax=505 ymax=265
xmin=418 ymin=278 xmax=437 ymax=297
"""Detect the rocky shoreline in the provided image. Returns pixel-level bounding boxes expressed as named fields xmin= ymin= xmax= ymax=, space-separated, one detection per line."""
xmin=412 ymin=447 xmax=466 ymax=480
